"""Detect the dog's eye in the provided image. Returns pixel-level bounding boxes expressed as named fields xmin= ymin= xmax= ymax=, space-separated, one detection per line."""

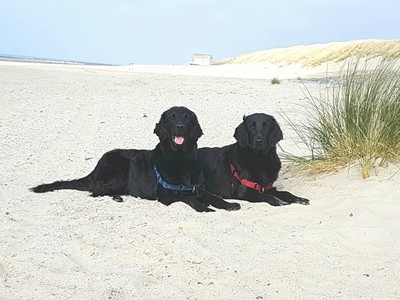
xmin=169 ymin=114 xmax=176 ymax=121
xmin=263 ymin=123 xmax=269 ymax=130
xmin=247 ymin=123 xmax=256 ymax=131
xmin=184 ymin=113 xmax=189 ymax=121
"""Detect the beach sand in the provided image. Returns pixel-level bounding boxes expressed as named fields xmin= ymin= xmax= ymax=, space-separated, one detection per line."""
xmin=1 ymin=61 xmax=399 ymax=299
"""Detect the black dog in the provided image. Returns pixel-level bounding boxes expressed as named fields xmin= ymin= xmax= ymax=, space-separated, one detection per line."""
xmin=31 ymin=106 xmax=240 ymax=212
xmin=198 ymin=113 xmax=310 ymax=206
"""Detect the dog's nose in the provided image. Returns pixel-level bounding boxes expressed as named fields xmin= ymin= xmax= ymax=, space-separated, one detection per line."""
xmin=255 ymin=135 xmax=264 ymax=146
xmin=176 ymin=124 xmax=184 ymax=131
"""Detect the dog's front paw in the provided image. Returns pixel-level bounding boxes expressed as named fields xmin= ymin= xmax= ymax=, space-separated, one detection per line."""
xmin=294 ymin=197 xmax=310 ymax=205
xmin=226 ymin=202 xmax=241 ymax=211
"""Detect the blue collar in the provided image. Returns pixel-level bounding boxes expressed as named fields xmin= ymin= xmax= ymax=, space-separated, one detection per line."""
xmin=154 ymin=166 xmax=201 ymax=193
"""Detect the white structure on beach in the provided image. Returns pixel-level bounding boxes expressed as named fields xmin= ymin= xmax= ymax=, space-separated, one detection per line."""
xmin=191 ymin=53 xmax=212 ymax=65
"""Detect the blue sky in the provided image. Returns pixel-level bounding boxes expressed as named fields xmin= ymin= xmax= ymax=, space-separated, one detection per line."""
xmin=1 ymin=0 xmax=399 ymax=65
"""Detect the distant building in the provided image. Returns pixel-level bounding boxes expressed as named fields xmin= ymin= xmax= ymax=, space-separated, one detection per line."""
xmin=191 ymin=53 xmax=212 ymax=65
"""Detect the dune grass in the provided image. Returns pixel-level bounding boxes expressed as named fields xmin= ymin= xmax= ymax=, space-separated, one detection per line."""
xmin=216 ymin=39 xmax=400 ymax=67
xmin=283 ymin=58 xmax=400 ymax=178
xmin=271 ymin=77 xmax=281 ymax=85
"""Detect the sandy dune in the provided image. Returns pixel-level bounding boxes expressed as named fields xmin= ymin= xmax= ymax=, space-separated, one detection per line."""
xmin=1 ymin=59 xmax=399 ymax=299
xmin=217 ymin=39 xmax=400 ymax=66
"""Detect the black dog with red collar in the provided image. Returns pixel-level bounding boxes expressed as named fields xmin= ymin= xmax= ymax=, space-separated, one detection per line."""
xmin=198 ymin=113 xmax=310 ymax=206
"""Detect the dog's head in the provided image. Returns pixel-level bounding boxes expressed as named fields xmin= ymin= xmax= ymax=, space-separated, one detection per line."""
xmin=154 ymin=106 xmax=203 ymax=151
xmin=234 ymin=113 xmax=283 ymax=153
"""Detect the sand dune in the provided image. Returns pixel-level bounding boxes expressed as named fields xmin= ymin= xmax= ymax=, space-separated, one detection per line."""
xmin=217 ymin=39 xmax=400 ymax=67
xmin=121 ymin=40 xmax=400 ymax=80
xmin=1 ymin=58 xmax=399 ymax=299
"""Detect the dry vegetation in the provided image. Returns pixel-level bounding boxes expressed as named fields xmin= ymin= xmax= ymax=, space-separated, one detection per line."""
xmin=216 ymin=39 xmax=400 ymax=67
xmin=271 ymin=77 xmax=281 ymax=85
xmin=283 ymin=58 xmax=400 ymax=178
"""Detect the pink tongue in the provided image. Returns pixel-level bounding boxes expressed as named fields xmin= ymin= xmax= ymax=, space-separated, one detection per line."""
xmin=174 ymin=136 xmax=185 ymax=145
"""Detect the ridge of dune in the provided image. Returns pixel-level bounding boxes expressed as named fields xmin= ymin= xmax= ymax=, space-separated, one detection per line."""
xmin=216 ymin=39 xmax=400 ymax=66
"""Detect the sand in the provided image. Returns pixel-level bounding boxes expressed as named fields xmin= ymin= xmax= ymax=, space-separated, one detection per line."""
xmin=217 ymin=39 xmax=400 ymax=67
xmin=1 ymin=61 xmax=399 ymax=299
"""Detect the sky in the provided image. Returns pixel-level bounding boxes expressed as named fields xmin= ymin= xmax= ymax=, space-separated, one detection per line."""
xmin=0 ymin=0 xmax=399 ymax=65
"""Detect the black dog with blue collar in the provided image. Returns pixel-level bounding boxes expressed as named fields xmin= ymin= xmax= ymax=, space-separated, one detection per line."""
xmin=32 ymin=106 xmax=241 ymax=212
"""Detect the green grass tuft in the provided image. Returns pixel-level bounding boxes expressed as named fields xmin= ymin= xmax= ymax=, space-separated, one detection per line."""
xmin=283 ymin=58 xmax=400 ymax=178
xmin=271 ymin=77 xmax=281 ymax=85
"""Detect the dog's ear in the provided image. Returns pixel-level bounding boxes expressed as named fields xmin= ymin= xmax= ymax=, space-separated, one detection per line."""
xmin=269 ymin=118 xmax=283 ymax=146
xmin=189 ymin=114 xmax=203 ymax=141
xmin=154 ymin=111 xmax=168 ymax=139
xmin=234 ymin=116 xmax=249 ymax=147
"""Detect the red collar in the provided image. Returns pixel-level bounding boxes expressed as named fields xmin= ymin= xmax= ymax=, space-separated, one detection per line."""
xmin=230 ymin=163 xmax=273 ymax=193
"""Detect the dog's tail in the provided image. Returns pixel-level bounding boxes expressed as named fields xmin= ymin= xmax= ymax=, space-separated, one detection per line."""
xmin=30 ymin=175 xmax=92 ymax=193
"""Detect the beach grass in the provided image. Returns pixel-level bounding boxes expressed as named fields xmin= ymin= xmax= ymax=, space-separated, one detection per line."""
xmin=271 ymin=77 xmax=281 ymax=85
xmin=216 ymin=39 xmax=400 ymax=67
xmin=283 ymin=58 xmax=400 ymax=178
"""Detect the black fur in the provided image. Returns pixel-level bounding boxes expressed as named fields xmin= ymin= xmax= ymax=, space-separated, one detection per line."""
xmin=198 ymin=113 xmax=310 ymax=206
xmin=31 ymin=107 xmax=241 ymax=212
